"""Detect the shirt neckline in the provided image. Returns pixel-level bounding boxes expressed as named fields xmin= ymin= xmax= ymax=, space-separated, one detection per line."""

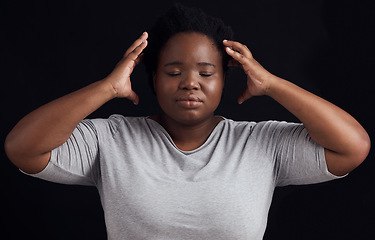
xmin=146 ymin=116 xmax=227 ymax=154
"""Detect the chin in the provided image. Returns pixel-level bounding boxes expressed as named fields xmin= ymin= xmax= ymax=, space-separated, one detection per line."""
xmin=164 ymin=109 xmax=213 ymax=126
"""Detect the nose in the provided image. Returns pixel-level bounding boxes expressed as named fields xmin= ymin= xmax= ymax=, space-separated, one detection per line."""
xmin=179 ymin=73 xmax=200 ymax=90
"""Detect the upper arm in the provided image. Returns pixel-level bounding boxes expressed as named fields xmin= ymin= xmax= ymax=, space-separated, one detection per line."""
xmin=15 ymin=152 xmax=52 ymax=174
xmin=6 ymin=119 xmax=101 ymax=185
xmin=268 ymin=122 xmax=345 ymax=186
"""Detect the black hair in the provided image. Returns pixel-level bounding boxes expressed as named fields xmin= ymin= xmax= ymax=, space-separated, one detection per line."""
xmin=143 ymin=3 xmax=234 ymax=91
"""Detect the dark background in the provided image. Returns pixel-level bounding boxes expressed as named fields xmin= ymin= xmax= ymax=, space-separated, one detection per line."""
xmin=1 ymin=0 xmax=374 ymax=239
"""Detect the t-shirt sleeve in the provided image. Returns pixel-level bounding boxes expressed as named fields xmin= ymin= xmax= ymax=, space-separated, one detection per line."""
xmin=22 ymin=119 xmax=102 ymax=186
xmin=254 ymin=121 xmax=347 ymax=187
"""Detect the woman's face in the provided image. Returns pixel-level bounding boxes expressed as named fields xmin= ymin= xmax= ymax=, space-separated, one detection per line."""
xmin=154 ymin=32 xmax=224 ymax=125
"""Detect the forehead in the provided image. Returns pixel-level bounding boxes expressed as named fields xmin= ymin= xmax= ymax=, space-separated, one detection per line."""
xmin=158 ymin=32 xmax=222 ymax=65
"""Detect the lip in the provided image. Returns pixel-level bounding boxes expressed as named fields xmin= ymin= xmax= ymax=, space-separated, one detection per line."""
xmin=176 ymin=95 xmax=203 ymax=109
xmin=176 ymin=95 xmax=203 ymax=102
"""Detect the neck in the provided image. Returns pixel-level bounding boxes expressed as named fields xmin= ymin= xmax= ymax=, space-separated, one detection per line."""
xmin=152 ymin=114 xmax=222 ymax=151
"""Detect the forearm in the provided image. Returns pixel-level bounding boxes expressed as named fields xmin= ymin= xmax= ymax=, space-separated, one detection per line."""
xmin=5 ymin=33 xmax=147 ymax=174
xmin=223 ymin=39 xmax=370 ymax=175
xmin=5 ymin=80 xmax=116 ymax=167
xmin=266 ymin=76 xmax=370 ymax=174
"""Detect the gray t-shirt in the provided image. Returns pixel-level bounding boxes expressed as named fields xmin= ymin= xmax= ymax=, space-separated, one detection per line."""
xmin=26 ymin=115 xmax=344 ymax=239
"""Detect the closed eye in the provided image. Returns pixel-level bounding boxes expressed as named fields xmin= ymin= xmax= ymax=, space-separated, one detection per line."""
xmin=200 ymin=72 xmax=213 ymax=77
xmin=167 ymin=72 xmax=181 ymax=77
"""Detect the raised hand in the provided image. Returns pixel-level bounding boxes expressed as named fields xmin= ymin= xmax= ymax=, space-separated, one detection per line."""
xmin=104 ymin=32 xmax=148 ymax=105
xmin=223 ymin=39 xmax=275 ymax=104
xmin=223 ymin=40 xmax=370 ymax=176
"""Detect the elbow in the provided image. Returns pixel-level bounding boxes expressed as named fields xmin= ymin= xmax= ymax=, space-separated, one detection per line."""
xmin=4 ymin=131 xmax=29 ymax=168
xmin=328 ymin=129 xmax=371 ymax=176
xmin=349 ymin=130 xmax=371 ymax=169
xmin=5 ymin=133 xmax=50 ymax=174
xmin=357 ymin=133 xmax=371 ymax=165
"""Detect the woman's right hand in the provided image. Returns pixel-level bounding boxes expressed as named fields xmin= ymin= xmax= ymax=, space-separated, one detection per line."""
xmin=5 ymin=32 xmax=148 ymax=173
xmin=104 ymin=32 xmax=148 ymax=105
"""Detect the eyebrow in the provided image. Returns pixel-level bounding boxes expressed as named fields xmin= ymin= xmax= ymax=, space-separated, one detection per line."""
xmin=198 ymin=62 xmax=216 ymax=67
xmin=164 ymin=61 xmax=216 ymax=67
xmin=164 ymin=61 xmax=183 ymax=67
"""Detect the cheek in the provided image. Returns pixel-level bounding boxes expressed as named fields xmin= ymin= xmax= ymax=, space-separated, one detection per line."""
xmin=154 ymin=76 xmax=178 ymax=108
xmin=155 ymin=78 xmax=176 ymax=95
xmin=204 ymin=77 xmax=224 ymax=99
xmin=154 ymin=73 xmax=168 ymax=93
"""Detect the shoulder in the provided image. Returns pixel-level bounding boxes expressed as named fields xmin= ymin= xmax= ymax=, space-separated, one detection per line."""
xmin=222 ymin=118 xmax=300 ymax=131
xmin=252 ymin=120 xmax=302 ymax=133
xmin=88 ymin=115 xmax=150 ymax=136
xmin=221 ymin=118 xmax=303 ymax=139
xmin=219 ymin=118 xmax=257 ymax=133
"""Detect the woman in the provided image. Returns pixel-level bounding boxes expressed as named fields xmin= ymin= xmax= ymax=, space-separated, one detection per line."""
xmin=5 ymin=4 xmax=370 ymax=240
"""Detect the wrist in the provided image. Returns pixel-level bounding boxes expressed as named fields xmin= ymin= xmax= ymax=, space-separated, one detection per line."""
xmin=98 ymin=79 xmax=118 ymax=100
xmin=263 ymin=74 xmax=281 ymax=97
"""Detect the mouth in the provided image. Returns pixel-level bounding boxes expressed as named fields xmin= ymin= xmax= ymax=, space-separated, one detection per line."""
xmin=176 ymin=95 xmax=203 ymax=109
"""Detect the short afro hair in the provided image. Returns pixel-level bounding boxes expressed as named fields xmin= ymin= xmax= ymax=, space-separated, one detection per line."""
xmin=143 ymin=3 xmax=234 ymax=91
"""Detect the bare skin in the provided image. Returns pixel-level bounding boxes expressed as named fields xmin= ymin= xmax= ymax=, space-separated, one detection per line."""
xmin=5 ymin=32 xmax=149 ymax=174
xmin=5 ymin=31 xmax=370 ymax=177
xmin=150 ymin=32 xmax=225 ymax=151
xmin=223 ymin=39 xmax=370 ymax=176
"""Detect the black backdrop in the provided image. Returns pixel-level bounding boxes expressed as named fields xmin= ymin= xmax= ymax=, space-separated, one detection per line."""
xmin=2 ymin=0 xmax=374 ymax=239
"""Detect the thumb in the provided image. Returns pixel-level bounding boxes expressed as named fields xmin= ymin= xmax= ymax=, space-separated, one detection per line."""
xmin=238 ymin=89 xmax=253 ymax=104
xmin=127 ymin=90 xmax=139 ymax=105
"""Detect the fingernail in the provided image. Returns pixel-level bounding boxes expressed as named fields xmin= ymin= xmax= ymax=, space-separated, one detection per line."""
xmin=223 ymin=39 xmax=228 ymax=42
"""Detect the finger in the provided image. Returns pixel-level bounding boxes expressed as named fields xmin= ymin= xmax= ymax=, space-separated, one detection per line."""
xmin=127 ymin=89 xmax=140 ymax=105
xmin=124 ymin=32 xmax=148 ymax=58
xmin=124 ymin=32 xmax=148 ymax=57
xmin=223 ymin=40 xmax=253 ymax=59
xmin=125 ymin=40 xmax=148 ymax=66
xmin=238 ymin=89 xmax=253 ymax=104
xmin=225 ymin=46 xmax=250 ymax=66
xmin=115 ymin=40 xmax=147 ymax=72
xmin=223 ymin=40 xmax=252 ymax=57
xmin=134 ymin=53 xmax=144 ymax=66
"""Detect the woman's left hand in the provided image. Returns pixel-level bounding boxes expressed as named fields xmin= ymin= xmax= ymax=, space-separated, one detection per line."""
xmin=224 ymin=40 xmax=370 ymax=176
xmin=223 ymin=39 xmax=276 ymax=104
